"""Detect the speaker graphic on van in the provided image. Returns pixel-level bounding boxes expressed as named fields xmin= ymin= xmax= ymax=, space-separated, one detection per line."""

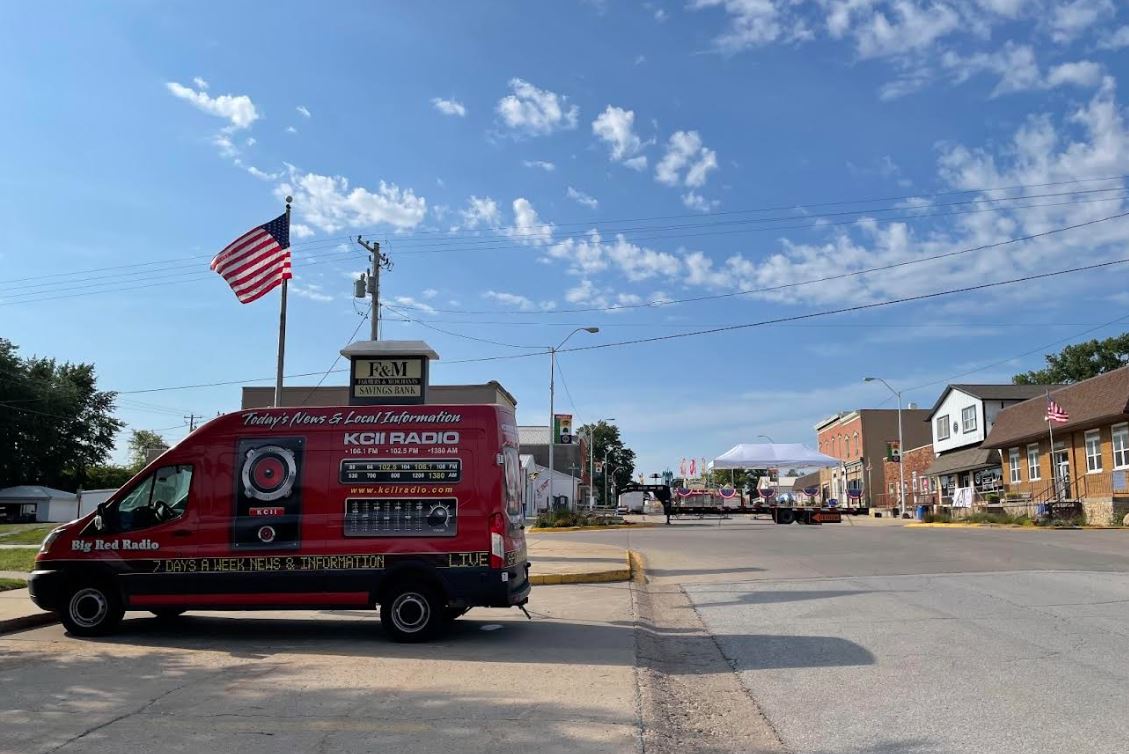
xmin=233 ymin=437 xmax=304 ymax=550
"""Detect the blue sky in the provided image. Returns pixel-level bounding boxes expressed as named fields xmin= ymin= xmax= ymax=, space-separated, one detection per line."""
xmin=3 ymin=1 xmax=1129 ymax=474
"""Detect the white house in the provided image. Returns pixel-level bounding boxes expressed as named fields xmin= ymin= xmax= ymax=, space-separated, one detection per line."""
xmin=923 ymin=384 xmax=1060 ymax=504
xmin=77 ymin=488 xmax=117 ymax=518
xmin=0 ymin=486 xmax=80 ymax=523
xmin=520 ymin=454 xmax=580 ymax=516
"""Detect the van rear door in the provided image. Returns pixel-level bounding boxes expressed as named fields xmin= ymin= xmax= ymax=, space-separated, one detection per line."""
xmin=500 ymin=445 xmax=527 ymax=569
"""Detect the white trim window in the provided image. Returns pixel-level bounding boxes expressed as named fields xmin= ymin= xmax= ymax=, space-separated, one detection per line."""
xmin=961 ymin=405 xmax=977 ymax=434
xmin=1027 ymin=443 xmax=1041 ymax=481
xmin=1009 ymin=448 xmax=1021 ymax=483
xmin=1113 ymin=423 xmax=1129 ymax=470
xmin=1085 ymin=429 xmax=1102 ymax=473
xmin=936 ymin=415 xmax=950 ymax=441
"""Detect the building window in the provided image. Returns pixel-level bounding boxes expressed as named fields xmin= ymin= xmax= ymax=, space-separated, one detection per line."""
xmin=1027 ymin=443 xmax=1041 ymax=481
xmin=961 ymin=406 xmax=977 ymax=433
xmin=1113 ymin=424 xmax=1129 ymax=470
xmin=936 ymin=415 xmax=950 ymax=441
xmin=846 ymin=435 xmax=851 ymax=457
xmin=1009 ymin=448 xmax=1021 ymax=483
xmin=1085 ymin=430 xmax=1102 ymax=473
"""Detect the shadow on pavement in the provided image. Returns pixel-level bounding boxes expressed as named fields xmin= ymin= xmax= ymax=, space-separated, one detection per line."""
xmin=721 ymin=634 xmax=876 ymax=670
xmin=645 ymin=565 xmax=765 ymax=578
xmin=693 ymin=589 xmax=874 ymax=608
xmin=0 ymin=647 xmax=640 ymax=754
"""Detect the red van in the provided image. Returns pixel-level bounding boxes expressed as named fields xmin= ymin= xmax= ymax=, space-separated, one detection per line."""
xmin=29 ymin=404 xmax=530 ymax=641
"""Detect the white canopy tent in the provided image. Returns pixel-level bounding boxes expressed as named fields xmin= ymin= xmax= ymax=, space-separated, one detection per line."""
xmin=711 ymin=443 xmax=839 ymax=469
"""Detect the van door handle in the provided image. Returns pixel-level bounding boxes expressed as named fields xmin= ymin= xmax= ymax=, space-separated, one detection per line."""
xmin=172 ymin=529 xmax=192 ymax=538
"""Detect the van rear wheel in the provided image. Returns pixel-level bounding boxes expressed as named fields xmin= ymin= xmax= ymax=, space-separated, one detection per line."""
xmin=381 ymin=583 xmax=443 ymax=643
xmin=60 ymin=582 xmax=124 ymax=637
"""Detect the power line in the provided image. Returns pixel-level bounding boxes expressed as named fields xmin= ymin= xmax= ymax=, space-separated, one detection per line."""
xmin=554 ymin=357 xmax=579 ymax=415
xmin=4 ymin=174 xmax=1124 ymax=287
xmin=109 ymin=252 xmax=1129 ymax=395
xmin=382 ymin=303 xmax=545 ymax=349
xmin=392 ymin=209 xmax=1129 ymax=315
xmin=294 ymin=306 xmax=373 ymax=406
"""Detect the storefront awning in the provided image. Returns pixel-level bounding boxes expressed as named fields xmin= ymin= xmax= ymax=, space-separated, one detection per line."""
xmin=924 ymin=447 xmax=1000 ymax=477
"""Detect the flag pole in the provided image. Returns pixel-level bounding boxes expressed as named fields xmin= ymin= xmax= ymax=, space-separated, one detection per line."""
xmin=1046 ymin=388 xmax=1057 ymax=502
xmin=274 ymin=196 xmax=292 ymax=407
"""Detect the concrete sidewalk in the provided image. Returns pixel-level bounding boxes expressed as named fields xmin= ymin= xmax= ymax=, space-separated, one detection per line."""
xmin=0 ymin=536 xmax=632 ymax=634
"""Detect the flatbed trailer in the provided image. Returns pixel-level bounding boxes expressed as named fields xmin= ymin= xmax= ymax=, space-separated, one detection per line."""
xmin=663 ymin=502 xmax=845 ymax=525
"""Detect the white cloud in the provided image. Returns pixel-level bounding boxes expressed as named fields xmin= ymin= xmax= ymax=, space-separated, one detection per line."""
xmin=275 ymin=168 xmax=428 ymax=233
xmin=245 ymin=137 xmax=256 ymax=147
xmin=291 ymin=223 xmax=315 ymax=239
xmin=504 ymin=198 xmax=554 ymax=246
xmin=941 ymin=44 xmax=1104 ymax=96
xmin=461 ymin=196 xmax=501 ymax=228
xmin=567 ymin=186 xmax=599 ymax=209
xmin=1099 ymin=25 xmax=1129 ymax=49
xmin=563 ymin=279 xmax=645 ymax=310
xmin=290 ymin=282 xmax=334 ymax=302
xmin=655 ymin=8 xmax=668 ymax=21
xmin=592 ymin=105 xmax=647 ymax=165
xmin=391 ymin=296 xmax=437 ymax=315
xmin=655 ymin=130 xmax=718 ymax=188
xmin=523 ymin=159 xmax=556 ymax=171
xmin=1051 ymin=0 xmax=1114 ymax=43
xmin=852 ymin=2 xmax=961 ymax=59
xmin=422 ymin=288 xmax=438 ymax=299
xmin=192 ymin=76 xmax=208 ymax=90
xmin=482 ymin=290 xmax=555 ymax=311
xmin=1045 ymin=60 xmax=1104 ymax=89
xmin=166 ymin=81 xmax=259 ymax=130
xmin=682 ymin=191 xmax=719 ymax=212
xmin=296 ymin=105 xmax=311 ymax=118
xmin=635 ymin=54 xmax=648 ymax=65
xmin=623 ymin=155 xmax=649 ymax=171
xmin=245 ymin=165 xmax=281 ymax=181
xmin=431 ymin=97 xmax=467 ymax=117
xmin=547 ymin=230 xmax=682 ymax=281
xmin=495 ymin=78 xmax=579 ymax=136
xmin=690 ymin=0 xmax=810 ymax=51
xmin=286 ymin=126 xmax=298 ymax=134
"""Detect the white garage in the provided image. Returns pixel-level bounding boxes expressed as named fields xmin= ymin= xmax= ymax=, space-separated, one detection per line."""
xmin=0 ymin=486 xmax=80 ymax=523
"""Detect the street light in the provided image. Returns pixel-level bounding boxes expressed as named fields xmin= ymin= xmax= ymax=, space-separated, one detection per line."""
xmin=865 ymin=376 xmax=905 ymax=517
xmin=757 ymin=434 xmax=775 ymax=443
xmin=583 ymin=418 xmax=615 ymax=509
xmin=548 ymin=327 xmax=599 ymax=512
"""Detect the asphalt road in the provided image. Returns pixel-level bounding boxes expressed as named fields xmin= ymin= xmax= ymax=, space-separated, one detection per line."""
xmin=575 ymin=516 xmax=1129 ymax=753
xmin=0 ymin=583 xmax=639 ymax=754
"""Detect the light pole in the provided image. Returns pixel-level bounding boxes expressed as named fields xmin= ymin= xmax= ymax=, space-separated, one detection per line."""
xmin=757 ymin=434 xmax=775 ymax=443
xmin=584 ymin=418 xmax=615 ymax=509
xmin=865 ymin=376 xmax=905 ymax=517
xmin=548 ymin=327 xmax=599 ymax=511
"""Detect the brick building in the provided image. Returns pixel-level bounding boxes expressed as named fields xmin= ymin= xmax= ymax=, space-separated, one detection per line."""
xmin=983 ymin=366 xmax=1129 ymax=525
xmin=814 ymin=408 xmax=931 ymax=510
xmin=881 ymin=444 xmax=936 ymax=512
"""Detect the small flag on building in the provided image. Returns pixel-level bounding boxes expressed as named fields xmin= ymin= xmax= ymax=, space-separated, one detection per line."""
xmin=1046 ymin=399 xmax=1069 ymax=423
xmin=210 ymin=212 xmax=292 ymax=303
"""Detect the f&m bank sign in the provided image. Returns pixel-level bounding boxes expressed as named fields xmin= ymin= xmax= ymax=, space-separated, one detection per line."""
xmin=350 ymin=356 xmax=428 ymax=405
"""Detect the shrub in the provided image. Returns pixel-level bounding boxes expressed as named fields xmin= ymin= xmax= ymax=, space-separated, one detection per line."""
xmin=923 ymin=511 xmax=952 ymax=523
xmin=534 ymin=510 xmax=617 ymax=528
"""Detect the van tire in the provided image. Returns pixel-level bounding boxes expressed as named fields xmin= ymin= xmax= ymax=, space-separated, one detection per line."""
xmin=150 ymin=608 xmax=187 ymax=621
xmin=60 ymin=582 xmax=124 ymax=637
xmin=381 ymin=583 xmax=443 ymax=642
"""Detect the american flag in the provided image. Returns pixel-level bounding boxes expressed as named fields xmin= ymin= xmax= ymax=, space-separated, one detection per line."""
xmin=1046 ymin=398 xmax=1069 ymax=423
xmin=210 ymin=212 xmax=292 ymax=303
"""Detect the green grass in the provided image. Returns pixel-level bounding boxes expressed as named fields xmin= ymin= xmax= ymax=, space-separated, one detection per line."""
xmin=0 ymin=549 xmax=38 ymax=573
xmin=0 ymin=577 xmax=27 ymax=592
xmin=0 ymin=524 xmax=56 ymax=545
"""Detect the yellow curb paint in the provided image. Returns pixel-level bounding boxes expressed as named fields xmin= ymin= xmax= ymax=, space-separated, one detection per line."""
xmin=529 ymin=569 xmax=630 ymax=586
xmin=627 ymin=550 xmax=647 ymax=584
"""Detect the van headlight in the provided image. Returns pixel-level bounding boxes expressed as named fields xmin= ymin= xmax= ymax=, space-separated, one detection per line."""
xmin=39 ymin=526 xmax=65 ymax=554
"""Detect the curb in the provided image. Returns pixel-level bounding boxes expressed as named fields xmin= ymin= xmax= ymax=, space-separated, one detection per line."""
xmin=527 ymin=523 xmax=660 ymax=533
xmin=905 ymin=522 xmax=1122 ymax=530
xmin=0 ymin=611 xmax=56 ymax=635
xmin=627 ymin=549 xmax=647 ymax=584
xmin=529 ymin=549 xmax=643 ymax=586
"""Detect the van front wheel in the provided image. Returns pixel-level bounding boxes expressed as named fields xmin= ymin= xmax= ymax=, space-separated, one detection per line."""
xmin=61 ymin=582 xmax=124 ymax=637
xmin=381 ymin=583 xmax=442 ymax=643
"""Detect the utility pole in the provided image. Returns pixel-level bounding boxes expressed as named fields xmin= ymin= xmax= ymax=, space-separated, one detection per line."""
xmin=356 ymin=236 xmax=392 ymax=340
xmin=184 ymin=413 xmax=201 ymax=432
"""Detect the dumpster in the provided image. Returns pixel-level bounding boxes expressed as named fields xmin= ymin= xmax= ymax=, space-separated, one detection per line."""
xmin=915 ymin=505 xmax=928 ymax=521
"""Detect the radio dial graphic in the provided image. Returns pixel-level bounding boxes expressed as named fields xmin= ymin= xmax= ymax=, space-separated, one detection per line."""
xmin=257 ymin=525 xmax=277 ymax=544
xmin=426 ymin=503 xmax=452 ymax=528
xmin=241 ymin=445 xmax=298 ymax=502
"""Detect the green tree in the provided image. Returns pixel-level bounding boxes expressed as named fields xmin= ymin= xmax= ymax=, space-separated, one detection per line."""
xmin=0 ymin=338 xmax=123 ymax=490
xmin=1014 ymin=333 xmax=1129 ymax=385
xmin=82 ymin=464 xmax=134 ymax=490
xmin=578 ymin=420 xmax=636 ymax=506
xmin=127 ymin=429 xmax=169 ymax=472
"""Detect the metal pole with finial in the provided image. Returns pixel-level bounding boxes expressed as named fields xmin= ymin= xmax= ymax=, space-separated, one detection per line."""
xmin=274 ymin=196 xmax=292 ymax=407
